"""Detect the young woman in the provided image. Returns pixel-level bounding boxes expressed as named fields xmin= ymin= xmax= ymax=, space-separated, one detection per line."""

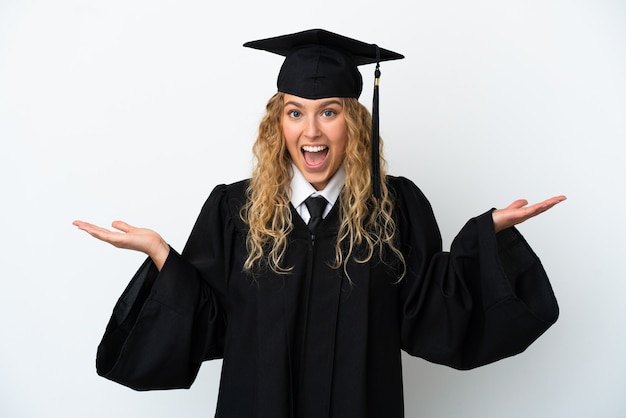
xmin=73 ymin=29 xmax=565 ymax=418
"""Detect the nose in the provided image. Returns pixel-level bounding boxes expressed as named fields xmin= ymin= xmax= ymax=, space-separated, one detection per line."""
xmin=304 ymin=116 xmax=321 ymax=139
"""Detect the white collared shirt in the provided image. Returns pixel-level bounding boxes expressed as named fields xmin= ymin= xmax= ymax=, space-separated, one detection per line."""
xmin=289 ymin=163 xmax=346 ymax=224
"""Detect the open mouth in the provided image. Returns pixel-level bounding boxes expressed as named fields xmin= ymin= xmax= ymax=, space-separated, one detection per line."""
xmin=302 ymin=145 xmax=329 ymax=168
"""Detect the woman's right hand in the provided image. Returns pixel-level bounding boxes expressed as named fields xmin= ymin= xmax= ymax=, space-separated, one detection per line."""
xmin=72 ymin=220 xmax=170 ymax=270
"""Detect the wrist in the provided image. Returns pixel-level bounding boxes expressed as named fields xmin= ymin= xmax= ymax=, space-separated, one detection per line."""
xmin=150 ymin=240 xmax=170 ymax=271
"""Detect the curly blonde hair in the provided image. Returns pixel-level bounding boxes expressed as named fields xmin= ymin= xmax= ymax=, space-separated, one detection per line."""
xmin=242 ymin=92 xmax=405 ymax=279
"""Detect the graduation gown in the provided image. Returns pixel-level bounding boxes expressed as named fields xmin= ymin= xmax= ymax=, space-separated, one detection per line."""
xmin=95 ymin=176 xmax=559 ymax=418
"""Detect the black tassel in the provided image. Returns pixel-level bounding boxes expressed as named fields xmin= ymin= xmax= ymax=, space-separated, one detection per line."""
xmin=371 ymin=45 xmax=381 ymax=200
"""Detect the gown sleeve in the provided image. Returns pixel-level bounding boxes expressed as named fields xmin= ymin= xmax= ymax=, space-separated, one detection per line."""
xmin=95 ymin=184 xmax=235 ymax=390
xmin=392 ymin=176 xmax=559 ymax=370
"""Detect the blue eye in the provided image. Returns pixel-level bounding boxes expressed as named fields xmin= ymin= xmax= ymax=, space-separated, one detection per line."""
xmin=288 ymin=110 xmax=301 ymax=118
xmin=323 ymin=110 xmax=336 ymax=117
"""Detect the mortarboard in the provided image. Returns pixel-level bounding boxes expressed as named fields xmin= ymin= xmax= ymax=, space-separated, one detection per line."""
xmin=244 ymin=29 xmax=404 ymax=199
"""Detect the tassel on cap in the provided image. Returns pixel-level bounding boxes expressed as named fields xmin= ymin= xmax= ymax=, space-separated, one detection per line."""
xmin=372 ymin=45 xmax=381 ymax=200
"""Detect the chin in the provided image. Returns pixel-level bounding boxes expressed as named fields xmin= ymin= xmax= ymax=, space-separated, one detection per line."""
xmin=305 ymin=173 xmax=330 ymax=190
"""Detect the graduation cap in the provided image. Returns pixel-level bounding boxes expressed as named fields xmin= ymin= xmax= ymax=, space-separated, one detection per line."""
xmin=244 ymin=29 xmax=404 ymax=199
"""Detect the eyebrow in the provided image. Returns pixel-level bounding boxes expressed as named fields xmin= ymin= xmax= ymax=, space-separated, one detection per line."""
xmin=284 ymin=99 xmax=343 ymax=109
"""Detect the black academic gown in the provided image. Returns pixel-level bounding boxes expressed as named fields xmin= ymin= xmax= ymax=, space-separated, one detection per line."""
xmin=95 ymin=176 xmax=559 ymax=418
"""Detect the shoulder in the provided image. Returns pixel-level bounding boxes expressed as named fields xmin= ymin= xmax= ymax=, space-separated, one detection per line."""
xmin=222 ymin=179 xmax=250 ymax=202
xmin=386 ymin=175 xmax=437 ymax=221
xmin=386 ymin=175 xmax=429 ymax=204
xmin=385 ymin=175 xmax=440 ymax=241
xmin=206 ymin=179 xmax=249 ymax=204
xmin=196 ymin=179 xmax=250 ymax=231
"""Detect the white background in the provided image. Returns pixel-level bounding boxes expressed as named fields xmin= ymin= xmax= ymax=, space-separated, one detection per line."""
xmin=1 ymin=0 xmax=624 ymax=417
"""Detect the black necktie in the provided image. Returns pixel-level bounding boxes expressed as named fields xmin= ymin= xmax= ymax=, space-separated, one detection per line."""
xmin=304 ymin=196 xmax=327 ymax=238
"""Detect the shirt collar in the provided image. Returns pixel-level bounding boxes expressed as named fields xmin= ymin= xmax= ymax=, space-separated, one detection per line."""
xmin=289 ymin=163 xmax=346 ymax=209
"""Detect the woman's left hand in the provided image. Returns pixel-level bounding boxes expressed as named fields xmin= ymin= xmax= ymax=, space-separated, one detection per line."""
xmin=492 ymin=195 xmax=567 ymax=233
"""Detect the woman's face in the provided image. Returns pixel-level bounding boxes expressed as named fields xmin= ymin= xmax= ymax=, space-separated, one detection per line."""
xmin=282 ymin=94 xmax=348 ymax=191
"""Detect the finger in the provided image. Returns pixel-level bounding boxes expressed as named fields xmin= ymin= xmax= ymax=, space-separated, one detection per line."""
xmin=73 ymin=220 xmax=97 ymax=230
xmin=73 ymin=221 xmax=125 ymax=244
xmin=544 ymin=195 xmax=567 ymax=206
xmin=87 ymin=225 xmax=115 ymax=239
xmin=506 ymin=199 xmax=529 ymax=210
xmin=537 ymin=195 xmax=567 ymax=206
xmin=73 ymin=219 xmax=149 ymax=252
xmin=530 ymin=195 xmax=567 ymax=214
xmin=73 ymin=220 xmax=107 ymax=235
xmin=513 ymin=196 xmax=565 ymax=223
xmin=111 ymin=220 xmax=133 ymax=233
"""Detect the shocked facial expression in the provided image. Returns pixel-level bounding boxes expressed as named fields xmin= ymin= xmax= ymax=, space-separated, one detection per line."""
xmin=282 ymin=94 xmax=348 ymax=191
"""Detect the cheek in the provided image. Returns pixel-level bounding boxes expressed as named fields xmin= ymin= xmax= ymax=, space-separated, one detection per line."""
xmin=335 ymin=120 xmax=348 ymax=148
xmin=282 ymin=125 xmax=294 ymax=146
xmin=282 ymin=122 xmax=298 ymax=144
xmin=333 ymin=128 xmax=348 ymax=156
xmin=336 ymin=142 xmax=347 ymax=163
xmin=282 ymin=127 xmax=299 ymax=160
